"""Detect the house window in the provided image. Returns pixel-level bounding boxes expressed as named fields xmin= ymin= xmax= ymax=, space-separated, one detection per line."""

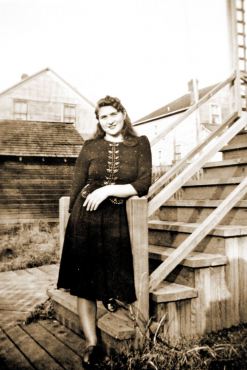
xmin=209 ymin=103 xmax=222 ymax=124
xmin=64 ymin=104 xmax=76 ymax=123
xmin=14 ymin=99 xmax=28 ymax=120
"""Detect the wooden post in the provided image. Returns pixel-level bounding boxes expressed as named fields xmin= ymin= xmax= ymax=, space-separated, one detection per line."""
xmin=188 ymin=78 xmax=201 ymax=144
xmin=126 ymin=196 xmax=149 ymax=339
xmin=59 ymin=196 xmax=70 ymax=257
xmin=227 ymin=0 xmax=242 ymax=115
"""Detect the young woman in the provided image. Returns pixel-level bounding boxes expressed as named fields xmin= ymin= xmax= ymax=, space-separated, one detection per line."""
xmin=57 ymin=95 xmax=152 ymax=367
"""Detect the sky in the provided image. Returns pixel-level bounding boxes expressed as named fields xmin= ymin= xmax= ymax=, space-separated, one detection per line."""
xmin=0 ymin=0 xmax=231 ymax=120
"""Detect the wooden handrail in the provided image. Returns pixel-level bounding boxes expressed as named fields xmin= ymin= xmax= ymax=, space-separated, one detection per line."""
xmin=148 ymin=112 xmax=247 ymax=217
xmin=148 ymin=112 xmax=239 ymax=200
xmin=150 ymin=72 xmax=236 ymax=147
xmin=149 ymin=175 xmax=247 ymax=292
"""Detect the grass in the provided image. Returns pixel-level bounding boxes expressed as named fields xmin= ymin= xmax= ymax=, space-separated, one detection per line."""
xmin=0 ymin=221 xmax=59 ymax=272
xmin=25 ymin=298 xmax=56 ymax=325
xmin=99 ymin=324 xmax=247 ymax=370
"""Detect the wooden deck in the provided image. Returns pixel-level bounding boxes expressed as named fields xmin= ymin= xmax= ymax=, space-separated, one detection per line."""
xmin=0 ymin=265 xmax=87 ymax=370
xmin=0 ymin=320 xmax=86 ymax=370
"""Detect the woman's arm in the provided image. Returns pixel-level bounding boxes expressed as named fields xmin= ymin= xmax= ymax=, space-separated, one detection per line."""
xmin=83 ymin=184 xmax=137 ymax=211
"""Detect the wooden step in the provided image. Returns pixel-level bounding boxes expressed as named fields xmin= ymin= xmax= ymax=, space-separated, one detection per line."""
xmin=149 ymin=244 xmax=227 ymax=268
xmin=159 ymin=200 xmax=247 ymax=225
xmin=219 ymin=131 xmax=247 ymax=159
xmin=151 ymin=281 xmax=197 ymax=303
xmin=179 ymin=176 xmax=247 ymax=200
xmin=148 ymin=220 xmax=247 ymax=253
xmin=48 ymin=288 xmax=135 ymax=352
xmin=222 ymin=130 xmax=247 ymax=148
xmin=202 ymin=158 xmax=247 ymax=179
xmin=222 ymin=147 xmax=247 ymax=160
xmin=148 ymin=220 xmax=247 ymax=237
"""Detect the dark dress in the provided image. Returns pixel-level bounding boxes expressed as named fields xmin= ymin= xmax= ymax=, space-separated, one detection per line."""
xmin=57 ymin=135 xmax=152 ymax=303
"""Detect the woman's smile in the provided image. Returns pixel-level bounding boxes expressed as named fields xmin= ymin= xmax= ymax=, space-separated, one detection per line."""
xmin=98 ymin=105 xmax=125 ymax=139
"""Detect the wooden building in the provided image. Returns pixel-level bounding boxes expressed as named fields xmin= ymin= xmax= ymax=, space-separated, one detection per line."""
xmin=134 ymin=82 xmax=232 ymax=166
xmin=0 ymin=68 xmax=97 ymax=139
xmin=0 ymin=119 xmax=83 ymax=223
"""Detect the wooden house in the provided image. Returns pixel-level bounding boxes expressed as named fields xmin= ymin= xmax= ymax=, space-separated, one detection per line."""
xmin=0 ymin=68 xmax=97 ymax=139
xmin=49 ymin=0 xmax=247 ymax=353
xmin=134 ymin=82 xmax=232 ymax=167
xmin=0 ymin=119 xmax=83 ymax=223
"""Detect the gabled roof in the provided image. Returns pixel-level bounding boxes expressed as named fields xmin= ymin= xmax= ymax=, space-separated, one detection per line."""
xmin=0 ymin=120 xmax=84 ymax=157
xmin=0 ymin=67 xmax=95 ymax=107
xmin=134 ymin=84 xmax=217 ymax=125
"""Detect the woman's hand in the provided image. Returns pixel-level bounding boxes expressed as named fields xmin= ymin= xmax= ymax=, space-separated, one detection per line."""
xmin=83 ymin=186 xmax=110 ymax=211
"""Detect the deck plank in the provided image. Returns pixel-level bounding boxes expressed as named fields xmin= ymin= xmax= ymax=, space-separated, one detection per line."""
xmin=38 ymin=265 xmax=58 ymax=277
xmin=39 ymin=320 xmax=86 ymax=355
xmin=22 ymin=322 xmax=83 ymax=370
xmin=26 ymin=267 xmax=48 ymax=279
xmin=4 ymin=325 xmax=63 ymax=370
xmin=0 ymin=327 xmax=35 ymax=370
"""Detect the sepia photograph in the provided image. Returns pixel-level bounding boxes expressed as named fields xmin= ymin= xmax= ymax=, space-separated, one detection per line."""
xmin=0 ymin=0 xmax=247 ymax=369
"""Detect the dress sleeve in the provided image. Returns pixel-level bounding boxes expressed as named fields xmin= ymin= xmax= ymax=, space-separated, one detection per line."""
xmin=130 ymin=135 xmax=152 ymax=197
xmin=69 ymin=142 xmax=90 ymax=212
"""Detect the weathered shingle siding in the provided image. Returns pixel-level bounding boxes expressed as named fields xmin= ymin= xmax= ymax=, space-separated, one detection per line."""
xmin=0 ymin=120 xmax=83 ymax=157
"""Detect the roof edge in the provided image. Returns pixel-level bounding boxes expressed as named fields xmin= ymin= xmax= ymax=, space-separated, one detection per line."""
xmin=0 ymin=67 xmax=95 ymax=107
xmin=133 ymin=107 xmax=187 ymax=126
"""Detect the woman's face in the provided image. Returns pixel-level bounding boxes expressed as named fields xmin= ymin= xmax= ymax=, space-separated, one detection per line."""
xmin=98 ymin=105 xmax=125 ymax=137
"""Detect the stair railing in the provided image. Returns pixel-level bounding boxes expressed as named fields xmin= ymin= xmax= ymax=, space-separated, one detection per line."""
xmin=148 ymin=112 xmax=238 ymax=203
xmin=126 ymin=70 xmax=242 ymax=326
xmin=149 ymin=113 xmax=247 ymax=291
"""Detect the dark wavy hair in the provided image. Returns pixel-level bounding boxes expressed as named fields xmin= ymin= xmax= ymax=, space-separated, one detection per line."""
xmin=93 ymin=95 xmax=137 ymax=141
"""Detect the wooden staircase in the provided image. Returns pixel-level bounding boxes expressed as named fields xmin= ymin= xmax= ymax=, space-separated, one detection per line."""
xmin=148 ymin=128 xmax=247 ymax=339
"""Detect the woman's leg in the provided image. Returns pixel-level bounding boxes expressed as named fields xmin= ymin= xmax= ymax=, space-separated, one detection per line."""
xmin=77 ymin=297 xmax=97 ymax=346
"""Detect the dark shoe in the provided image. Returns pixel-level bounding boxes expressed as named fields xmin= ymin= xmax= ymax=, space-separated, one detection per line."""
xmin=102 ymin=298 xmax=118 ymax=312
xmin=82 ymin=345 xmax=98 ymax=369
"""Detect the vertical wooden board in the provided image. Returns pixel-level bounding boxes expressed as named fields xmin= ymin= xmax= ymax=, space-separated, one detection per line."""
xmin=39 ymin=320 xmax=86 ymax=355
xmin=194 ymin=268 xmax=211 ymax=335
xmin=59 ymin=196 xmax=70 ymax=257
xmin=179 ymin=299 xmax=192 ymax=339
xmin=225 ymin=238 xmax=240 ymax=327
xmin=190 ymin=297 xmax=198 ymax=337
xmin=4 ymin=325 xmax=63 ymax=370
xmin=218 ymin=266 xmax=228 ymax=329
xmin=155 ymin=302 xmax=170 ymax=323
xmin=0 ymin=328 xmax=34 ymax=370
xmin=166 ymin=302 xmax=180 ymax=342
xmin=126 ymin=197 xmax=149 ymax=323
xmin=210 ymin=266 xmax=226 ymax=332
xmin=22 ymin=322 xmax=82 ymax=370
xmin=238 ymin=236 xmax=247 ymax=322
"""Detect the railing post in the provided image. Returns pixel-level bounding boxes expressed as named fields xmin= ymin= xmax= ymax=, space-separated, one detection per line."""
xmin=59 ymin=196 xmax=70 ymax=257
xmin=126 ymin=196 xmax=149 ymax=343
